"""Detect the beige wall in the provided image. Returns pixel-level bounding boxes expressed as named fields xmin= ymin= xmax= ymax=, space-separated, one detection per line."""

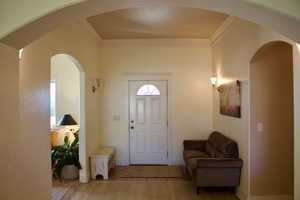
xmin=97 ymin=39 xmax=213 ymax=165
xmin=250 ymin=42 xmax=294 ymax=196
xmin=0 ymin=43 xmax=20 ymax=200
xmin=19 ymin=20 xmax=102 ymax=199
xmin=212 ymin=18 xmax=298 ymax=199
xmin=51 ymin=54 xmax=80 ymax=124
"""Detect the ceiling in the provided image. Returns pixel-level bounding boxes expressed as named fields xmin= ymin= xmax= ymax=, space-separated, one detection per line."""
xmin=87 ymin=8 xmax=228 ymax=39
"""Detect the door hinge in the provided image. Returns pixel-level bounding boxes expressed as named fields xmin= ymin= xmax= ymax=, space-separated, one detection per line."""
xmin=167 ymin=151 xmax=169 ymax=158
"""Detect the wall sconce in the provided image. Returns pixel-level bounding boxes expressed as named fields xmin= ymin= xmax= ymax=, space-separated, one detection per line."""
xmin=19 ymin=48 xmax=23 ymax=60
xmin=297 ymin=43 xmax=300 ymax=51
xmin=210 ymin=77 xmax=231 ymax=89
xmin=92 ymin=78 xmax=104 ymax=93
xmin=210 ymin=77 xmax=217 ymax=86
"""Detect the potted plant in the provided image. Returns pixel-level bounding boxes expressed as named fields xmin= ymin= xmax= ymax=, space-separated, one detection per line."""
xmin=51 ymin=132 xmax=82 ymax=180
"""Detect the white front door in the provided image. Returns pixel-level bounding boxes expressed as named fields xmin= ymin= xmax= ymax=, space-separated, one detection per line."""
xmin=129 ymin=80 xmax=168 ymax=165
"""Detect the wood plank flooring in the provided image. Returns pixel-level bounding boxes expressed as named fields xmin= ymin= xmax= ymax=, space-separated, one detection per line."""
xmin=112 ymin=165 xmax=184 ymax=178
xmin=52 ymin=179 xmax=79 ymax=200
xmin=61 ymin=179 xmax=239 ymax=200
xmin=54 ymin=166 xmax=239 ymax=200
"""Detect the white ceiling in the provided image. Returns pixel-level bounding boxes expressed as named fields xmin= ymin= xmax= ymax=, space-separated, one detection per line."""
xmin=87 ymin=7 xmax=229 ymax=39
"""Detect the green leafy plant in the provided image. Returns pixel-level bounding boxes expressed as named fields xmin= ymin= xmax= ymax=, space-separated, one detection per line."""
xmin=51 ymin=132 xmax=82 ymax=179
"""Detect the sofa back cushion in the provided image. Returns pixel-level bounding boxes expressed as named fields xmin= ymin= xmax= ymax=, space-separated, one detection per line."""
xmin=205 ymin=141 xmax=220 ymax=157
xmin=208 ymin=132 xmax=239 ymax=158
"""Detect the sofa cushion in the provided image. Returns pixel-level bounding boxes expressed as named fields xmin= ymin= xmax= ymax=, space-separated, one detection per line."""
xmin=205 ymin=142 xmax=219 ymax=157
xmin=183 ymin=150 xmax=209 ymax=161
xmin=187 ymin=157 xmax=218 ymax=175
xmin=219 ymin=141 xmax=239 ymax=158
xmin=208 ymin=132 xmax=239 ymax=158
xmin=183 ymin=140 xmax=206 ymax=151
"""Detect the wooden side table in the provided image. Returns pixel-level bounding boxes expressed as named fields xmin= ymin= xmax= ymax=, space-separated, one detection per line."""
xmin=90 ymin=147 xmax=116 ymax=180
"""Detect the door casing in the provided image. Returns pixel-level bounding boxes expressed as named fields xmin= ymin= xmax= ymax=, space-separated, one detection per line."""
xmin=120 ymin=73 xmax=173 ymax=166
xmin=129 ymin=80 xmax=168 ymax=165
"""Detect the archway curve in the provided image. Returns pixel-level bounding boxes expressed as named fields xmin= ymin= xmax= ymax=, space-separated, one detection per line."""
xmin=1 ymin=0 xmax=300 ymax=49
xmin=250 ymin=41 xmax=294 ymax=63
xmin=51 ymin=53 xmax=88 ymax=183
xmin=249 ymin=40 xmax=294 ymax=196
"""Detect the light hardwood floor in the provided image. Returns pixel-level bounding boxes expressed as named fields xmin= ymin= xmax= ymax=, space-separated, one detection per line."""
xmin=62 ymin=179 xmax=239 ymax=200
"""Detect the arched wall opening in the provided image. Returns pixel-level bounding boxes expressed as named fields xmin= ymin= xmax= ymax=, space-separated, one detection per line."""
xmin=250 ymin=41 xmax=294 ymax=197
xmin=1 ymin=1 xmax=300 ymax=199
xmin=50 ymin=54 xmax=87 ymax=183
xmin=2 ymin=0 xmax=300 ymax=48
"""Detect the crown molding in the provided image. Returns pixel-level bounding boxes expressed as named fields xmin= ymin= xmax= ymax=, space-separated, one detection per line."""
xmin=99 ymin=38 xmax=210 ymax=46
xmin=210 ymin=16 xmax=235 ymax=46
xmin=80 ymin=19 xmax=103 ymax=41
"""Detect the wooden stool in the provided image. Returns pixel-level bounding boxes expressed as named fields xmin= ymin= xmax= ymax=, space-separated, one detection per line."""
xmin=90 ymin=147 xmax=116 ymax=180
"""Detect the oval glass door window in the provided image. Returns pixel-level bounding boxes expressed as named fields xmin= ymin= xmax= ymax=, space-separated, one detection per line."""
xmin=136 ymin=84 xmax=160 ymax=96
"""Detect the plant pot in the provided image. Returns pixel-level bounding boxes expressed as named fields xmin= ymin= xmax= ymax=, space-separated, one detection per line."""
xmin=61 ymin=165 xmax=79 ymax=180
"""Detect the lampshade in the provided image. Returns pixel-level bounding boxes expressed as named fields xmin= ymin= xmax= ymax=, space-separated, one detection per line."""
xmin=57 ymin=114 xmax=77 ymax=126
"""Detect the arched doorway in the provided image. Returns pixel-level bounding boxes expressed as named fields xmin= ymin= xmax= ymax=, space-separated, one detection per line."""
xmin=1 ymin=0 xmax=300 ymax=48
xmin=1 ymin=1 xmax=300 ymax=199
xmin=50 ymin=54 xmax=87 ymax=183
xmin=250 ymin=41 xmax=294 ymax=197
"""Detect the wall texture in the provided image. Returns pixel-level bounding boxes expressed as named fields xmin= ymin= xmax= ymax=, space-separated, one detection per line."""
xmin=51 ymin=54 xmax=80 ymax=124
xmin=0 ymin=43 xmax=20 ymax=200
xmin=19 ymin=20 xmax=102 ymax=199
xmin=250 ymin=42 xmax=294 ymax=196
xmin=212 ymin=18 xmax=297 ymax=199
xmin=97 ymin=39 xmax=213 ymax=165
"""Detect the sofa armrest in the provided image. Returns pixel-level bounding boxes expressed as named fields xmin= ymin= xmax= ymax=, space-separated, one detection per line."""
xmin=183 ymin=140 xmax=207 ymax=151
xmin=196 ymin=158 xmax=243 ymax=168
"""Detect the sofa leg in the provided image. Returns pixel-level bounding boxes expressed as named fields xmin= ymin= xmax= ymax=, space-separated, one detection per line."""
xmin=196 ymin=187 xmax=200 ymax=195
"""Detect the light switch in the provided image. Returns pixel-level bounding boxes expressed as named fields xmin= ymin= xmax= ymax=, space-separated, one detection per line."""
xmin=257 ymin=122 xmax=264 ymax=132
xmin=113 ymin=114 xmax=120 ymax=121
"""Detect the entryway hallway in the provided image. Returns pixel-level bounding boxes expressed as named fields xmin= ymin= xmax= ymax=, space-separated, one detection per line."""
xmin=56 ymin=166 xmax=238 ymax=200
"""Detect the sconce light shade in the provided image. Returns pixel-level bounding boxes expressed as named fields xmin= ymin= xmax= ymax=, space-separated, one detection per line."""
xmin=58 ymin=114 xmax=77 ymax=126
xmin=210 ymin=77 xmax=217 ymax=86
xmin=19 ymin=48 xmax=23 ymax=60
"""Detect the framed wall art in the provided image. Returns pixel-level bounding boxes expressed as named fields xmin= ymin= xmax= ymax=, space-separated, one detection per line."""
xmin=218 ymin=80 xmax=241 ymax=118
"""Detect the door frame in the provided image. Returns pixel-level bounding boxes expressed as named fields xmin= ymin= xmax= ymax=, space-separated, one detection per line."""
xmin=121 ymin=73 xmax=173 ymax=166
xmin=129 ymin=80 xmax=168 ymax=165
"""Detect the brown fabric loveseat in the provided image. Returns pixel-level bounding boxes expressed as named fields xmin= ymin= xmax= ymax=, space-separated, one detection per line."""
xmin=183 ymin=132 xmax=243 ymax=194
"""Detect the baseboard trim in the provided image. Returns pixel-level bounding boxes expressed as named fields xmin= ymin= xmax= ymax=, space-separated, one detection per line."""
xmin=115 ymin=160 xmax=185 ymax=166
xmin=172 ymin=160 xmax=184 ymax=165
xmin=236 ymin=190 xmax=248 ymax=200
xmin=79 ymin=173 xmax=89 ymax=183
xmin=116 ymin=160 xmax=130 ymax=166
xmin=249 ymin=195 xmax=293 ymax=200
